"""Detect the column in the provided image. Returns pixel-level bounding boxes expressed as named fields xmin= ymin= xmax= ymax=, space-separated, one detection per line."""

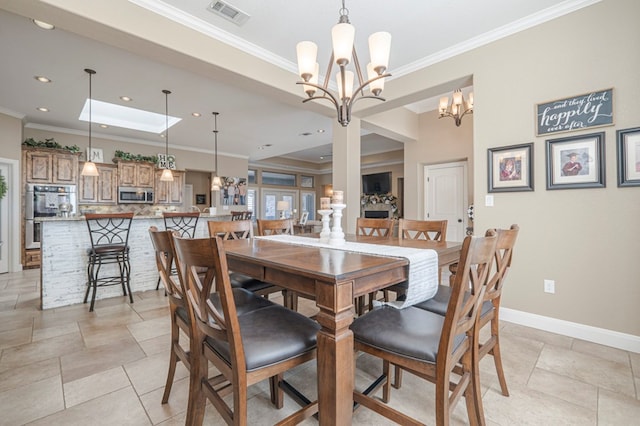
xmin=331 ymin=117 xmax=361 ymax=235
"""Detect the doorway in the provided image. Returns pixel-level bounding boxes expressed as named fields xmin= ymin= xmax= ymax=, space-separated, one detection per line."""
xmin=424 ymin=161 xmax=468 ymax=242
xmin=261 ymin=189 xmax=298 ymax=220
xmin=0 ymin=159 xmax=20 ymax=273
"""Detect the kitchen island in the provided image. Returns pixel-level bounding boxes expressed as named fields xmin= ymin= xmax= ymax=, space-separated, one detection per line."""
xmin=38 ymin=213 xmax=230 ymax=309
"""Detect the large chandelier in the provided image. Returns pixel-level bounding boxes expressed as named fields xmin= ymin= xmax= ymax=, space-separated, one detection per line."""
xmin=295 ymin=0 xmax=391 ymax=127
xmin=438 ymin=89 xmax=474 ymax=127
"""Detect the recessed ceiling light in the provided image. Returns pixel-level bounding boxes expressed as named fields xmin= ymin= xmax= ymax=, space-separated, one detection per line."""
xmin=32 ymin=19 xmax=54 ymax=30
xmin=300 ymin=132 xmax=312 ymax=136
xmin=192 ymin=112 xmax=201 ymax=117
xmin=36 ymin=107 xmax=49 ymax=112
xmin=100 ymin=124 xmax=108 ymax=128
xmin=317 ymin=129 xmax=325 ymax=133
xmin=120 ymin=96 xmax=132 ymax=102
xmin=34 ymin=76 xmax=51 ymax=83
xmin=79 ymin=99 xmax=181 ymax=133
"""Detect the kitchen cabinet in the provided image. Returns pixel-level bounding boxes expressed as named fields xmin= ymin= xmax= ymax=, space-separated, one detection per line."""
xmin=155 ymin=170 xmax=184 ymax=205
xmin=24 ymin=249 xmax=41 ymax=269
xmin=24 ymin=148 xmax=79 ymax=184
xmin=117 ymin=161 xmax=154 ymax=187
xmin=78 ymin=163 xmax=117 ymax=204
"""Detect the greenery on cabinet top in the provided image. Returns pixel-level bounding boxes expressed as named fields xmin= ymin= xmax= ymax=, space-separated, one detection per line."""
xmin=113 ymin=150 xmax=158 ymax=164
xmin=22 ymin=138 xmax=80 ymax=153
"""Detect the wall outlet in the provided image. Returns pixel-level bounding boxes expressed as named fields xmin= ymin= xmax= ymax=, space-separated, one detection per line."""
xmin=544 ymin=279 xmax=555 ymax=294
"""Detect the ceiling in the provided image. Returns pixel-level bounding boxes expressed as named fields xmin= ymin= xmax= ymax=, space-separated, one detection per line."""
xmin=0 ymin=0 xmax=589 ymax=166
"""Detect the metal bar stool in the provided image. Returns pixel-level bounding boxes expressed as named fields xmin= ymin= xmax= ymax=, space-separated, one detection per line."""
xmin=84 ymin=213 xmax=134 ymax=311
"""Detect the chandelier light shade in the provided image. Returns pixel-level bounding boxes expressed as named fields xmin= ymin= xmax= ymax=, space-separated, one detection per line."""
xmin=211 ymin=112 xmax=223 ymax=191
xmin=439 ymin=89 xmax=474 ymax=127
xmin=160 ymin=89 xmax=174 ymax=182
xmin=81 ymin=68 xmax=99 ymax=177
xmin=296 ymin=0 xmax=391 ymax=126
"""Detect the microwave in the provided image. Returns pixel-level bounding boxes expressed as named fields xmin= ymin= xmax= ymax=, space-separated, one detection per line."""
xmin=118 ymin=187 xmax=154 ymax=204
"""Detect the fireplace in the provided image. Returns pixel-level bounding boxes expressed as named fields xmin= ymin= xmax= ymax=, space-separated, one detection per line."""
xmin=364 ymin=210 xmax=389 ymax=219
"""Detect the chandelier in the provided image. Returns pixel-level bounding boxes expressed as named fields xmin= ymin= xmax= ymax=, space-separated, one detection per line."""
xmin=81 ymin=69 xmax=99 ymax=177
xmin=159 ymin=89 xmax=174 ymax=181
xmin=438 ymin=89 xmax=473 ymax=127
xmin=295 ymin=0 xmax=391 ymax=127
xmin=211 ymin=112 xmax=223 ymax=191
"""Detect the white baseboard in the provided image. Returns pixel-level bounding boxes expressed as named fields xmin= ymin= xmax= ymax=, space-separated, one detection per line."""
xmin=500 ymin=307 xmax=640 ymax=354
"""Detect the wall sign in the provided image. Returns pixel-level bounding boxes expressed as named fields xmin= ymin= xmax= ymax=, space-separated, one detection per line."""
xmin=536 ymin=88 xmax=613 ymax=136
xmin=157 ymin=153 xmax=176 ymax=170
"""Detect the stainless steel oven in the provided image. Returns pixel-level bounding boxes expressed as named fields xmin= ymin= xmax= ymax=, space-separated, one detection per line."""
xmin=25 ymin=184 xmax=77 ymax=249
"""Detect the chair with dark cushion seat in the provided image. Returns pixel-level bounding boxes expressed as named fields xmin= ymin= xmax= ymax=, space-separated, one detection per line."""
xmin=414 ymin=224 xmax=519 ymax=397
xmin=350 ymin=231 xmax=497 ymax=426
xmin=84 ymin=213 xmax=134 ymax=312
xmin=172 ymin=235 xmax=320 ymax=425
xmin=148 ymin=227 xmax=274 ymax=405
xmin=207 ymin=219 xmax=284 ymax=298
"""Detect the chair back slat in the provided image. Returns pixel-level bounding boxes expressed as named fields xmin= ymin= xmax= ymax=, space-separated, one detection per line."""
xmin=256 ymin=218 xmax=294 ymax=236
xmin=163 ymin=212 xmax=200 ymax=238
xmin=208 ymin=219 xmax=253 ymax=240
xmin=399 ymin=218 xmax=447 ymax=241
xmin=148 ymin=226 xmax=185 ymax=301
xmin=484 ymin=224 xmax=519 ymax=302
xmin=356 ymin=218 xmax=394 ymax=238
xmin=230 ymin=211 xmax=244 ymax=221
xmin=85 ymin=213 xmax=133 ymax=247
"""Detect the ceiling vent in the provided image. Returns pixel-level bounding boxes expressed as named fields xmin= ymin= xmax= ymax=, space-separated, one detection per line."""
xmin=208 ymin=1 xmax=250 ymax=26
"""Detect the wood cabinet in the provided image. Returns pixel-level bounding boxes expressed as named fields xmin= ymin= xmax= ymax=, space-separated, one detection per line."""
xmin=117 ymin=161 xmax=154 ymax=187
xmin=24 ymin=249 xmax=41 ymax=269
xmin=24 ymin=148 xmax=79 ymax=184
xmin=155 ymin=170 xmax=184 ymax=205
xmin=78 ymin=163 xmax=117 ymax=204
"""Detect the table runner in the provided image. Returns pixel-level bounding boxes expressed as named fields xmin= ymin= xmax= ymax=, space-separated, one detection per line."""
xmin=256 ymin=235 xmax=438 ymax=309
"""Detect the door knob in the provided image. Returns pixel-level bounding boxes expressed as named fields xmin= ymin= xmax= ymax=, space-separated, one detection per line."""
xmin=457 ymin=219 xmax=462 ymax=223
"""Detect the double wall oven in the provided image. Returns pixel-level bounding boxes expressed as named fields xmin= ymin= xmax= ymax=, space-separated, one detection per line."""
xmin=25 ymin=184 xmax=77 ymax=249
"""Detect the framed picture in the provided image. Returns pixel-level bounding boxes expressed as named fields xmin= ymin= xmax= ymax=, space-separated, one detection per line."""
xmin=616 ymin=127 xmax=640 ymax=187
xmin=299 ymin=211 xmax=309 ymax=225
xmin=487 ymin=143 xmax=534 ymax=193
xmin=86 ymin=147 xmax=104 ymax=163
xmin=546 ymin=132 xmax=605 ymax=190
xmin=195 ymin=194 xmax=206 ymax=204
xmin=219 ymin=177 xmax=248 ymax=206
xmin=536 ymin=88 xmax=614 ymax=136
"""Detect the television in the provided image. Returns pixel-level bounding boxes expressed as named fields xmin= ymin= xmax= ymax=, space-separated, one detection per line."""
xmin=362 ymin=172 xmax=391 ymax=195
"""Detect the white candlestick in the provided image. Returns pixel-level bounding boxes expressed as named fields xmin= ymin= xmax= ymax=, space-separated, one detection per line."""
xmin=331 ymin=190 xmax=343 ymax=204
xmin=317 ymin=209 xmax=333 ymax=243
xmin=329 ymin=203 xmax=346 ymax=245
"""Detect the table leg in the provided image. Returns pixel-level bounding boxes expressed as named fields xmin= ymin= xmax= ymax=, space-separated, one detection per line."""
xmin=314 ymin=279 xmax=355 ymax=425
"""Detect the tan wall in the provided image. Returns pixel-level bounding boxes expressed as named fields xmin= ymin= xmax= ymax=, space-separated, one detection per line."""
xmin=185 ymin=171 xmax=212 ymax=208
xmin=0 ymin=113 xmax=23 ymax=161
xmin=403 ymin=0 xmax=640 ymax=336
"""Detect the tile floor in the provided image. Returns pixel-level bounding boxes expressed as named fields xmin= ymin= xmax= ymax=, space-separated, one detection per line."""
xmin=1 ymin=268 xmax=639 ymax=425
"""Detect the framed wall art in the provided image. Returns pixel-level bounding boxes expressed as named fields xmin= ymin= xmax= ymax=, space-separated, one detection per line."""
xmin=616 ymin=127 xmax=640 ymax=187
xmin=299 ymin=211 xmax=309 ymax=225
xmin=536 ymin=88 xmax=614 ymax=136
xmin=546 ymin=132 xmax=605 ymax=190
xmin=487 ymin=143 xmax=534 ymax=193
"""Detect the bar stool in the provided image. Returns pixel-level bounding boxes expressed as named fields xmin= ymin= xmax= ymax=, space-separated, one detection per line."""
xmin=156 ymin=211 xmax=200 ymax=290
xmin=84 ymin=213 xmax=134 ymax=312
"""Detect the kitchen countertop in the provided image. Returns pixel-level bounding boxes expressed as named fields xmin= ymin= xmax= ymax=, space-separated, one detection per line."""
xmin=35 ymin=213 xmax=232 ymax=222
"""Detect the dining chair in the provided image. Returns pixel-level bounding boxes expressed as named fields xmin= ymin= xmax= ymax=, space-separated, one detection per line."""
xmin=172 ymin=235 xmax=320 ymax=426
xmin=355 ymin=217 xmax=394 ymax=314
xmin=413 ymin=224 xmax=519 ymax=399
xmin=84 ymin=213 xmax=134 ymax=312
xmin=256 ymin=218 xmax=294 ymax=236
xmin=350 ymin=230 xmax=497 ymax=426
xmin=207 ymin=219 xmax=284 ymax=300
xmin=230 ymin=211 xmax=244 ymax=221
xmin=149 ymin=227 xmax=275 ymax=406
xmin=242 ymin=211 xmax=253 ymax=220
xmin=156 ymin=211 xmax=201 ymax=290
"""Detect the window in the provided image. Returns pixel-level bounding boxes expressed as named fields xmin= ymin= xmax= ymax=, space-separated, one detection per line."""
xmin=301 ymin=191 xmax=316 ymax=220
xmin=301 ymin=175 xmax=314 ymax=188
xmin=247 ymin=189 xmax=256 ymax=219
xmin=248 ymin=169 xmax=256 ymax=184
xmin=262 ymin=171 xmax=296 ymax=186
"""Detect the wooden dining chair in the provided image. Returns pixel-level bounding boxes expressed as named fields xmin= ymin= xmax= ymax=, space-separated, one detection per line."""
xmin=172 ymin=235 xmax=320 ymax=426
xmin=155 ymin=211 xmax=201 ymax=290
xmin=256 ymin=218 xmax=294 ymax=236
xmin=399 ymin=218 xmax=447 ymax=241
xmin=355 ymin=217 xmax=394 ymax=314
xmin=413 ymin=224 xmax=519 ymax=399
xmin=230 ymin=211 xmax=244 ymax=221
xmin=207 ymin=219 xmax=284 ymax=300
xmin=350 ymin=230 xmax=497 ymax=426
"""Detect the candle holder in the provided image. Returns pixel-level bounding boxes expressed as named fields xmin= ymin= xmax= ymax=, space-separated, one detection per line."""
xmin=317 ymin=209 xmax=333 ymax=243
xmin=329 ymin=203 xmax=346 ymax=245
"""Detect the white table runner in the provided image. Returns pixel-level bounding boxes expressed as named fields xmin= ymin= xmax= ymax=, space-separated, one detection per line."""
xmin=256 ymin=235 xmax=438 ymax=309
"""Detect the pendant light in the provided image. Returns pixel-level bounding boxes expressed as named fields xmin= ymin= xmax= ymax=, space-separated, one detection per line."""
xmin=211 ymin=112 xmax=222 ymax=191
xmin=159 ymin=89 xmax=174 ymax=181
xmin=81 ymin=68 xmax=99 ymax=176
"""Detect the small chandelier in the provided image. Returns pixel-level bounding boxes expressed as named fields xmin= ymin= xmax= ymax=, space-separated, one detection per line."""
xmin=296 ymin=0 xmax=391 ymax=127
xmin=160 ymin=89 xmax=174 ymax=182
xmin=211 ymin=112 xmax=223 ymax=191
xmin=438 ymin=89 xmax=473 ymax=127
xmin=81 ymin=68 xmax=99 ymax=177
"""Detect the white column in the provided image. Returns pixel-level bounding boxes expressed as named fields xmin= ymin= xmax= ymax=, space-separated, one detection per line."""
xmin=332 ymin=117 xmax=361 ymax=234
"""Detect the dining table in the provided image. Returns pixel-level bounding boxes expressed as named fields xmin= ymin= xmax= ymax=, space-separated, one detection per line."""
xmin=222 ymin=234 xmax=462 ymax=425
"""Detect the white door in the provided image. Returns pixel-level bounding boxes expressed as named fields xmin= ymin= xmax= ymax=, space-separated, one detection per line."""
xmin=261 ymin=190 xmax=297 ymax=220
xmin=182 ymin=184 xmax=193 ymax=211
xmin=0 ymin=164 xmax=9 ymax=273
xmin=424 ymin=161 xmax=468 ymax=242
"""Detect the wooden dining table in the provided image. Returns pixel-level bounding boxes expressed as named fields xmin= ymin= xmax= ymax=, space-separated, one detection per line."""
xmin=223 ymin=235 xmax=462 ymax=425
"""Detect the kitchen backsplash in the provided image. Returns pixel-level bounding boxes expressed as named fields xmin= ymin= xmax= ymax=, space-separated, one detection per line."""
xmin=78 ymin=204 xmax=182 ymax=216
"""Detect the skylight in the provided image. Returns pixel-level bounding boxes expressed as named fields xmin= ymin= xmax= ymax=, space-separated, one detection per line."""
xmin=79 ymin=99 xmax=181 ymax=134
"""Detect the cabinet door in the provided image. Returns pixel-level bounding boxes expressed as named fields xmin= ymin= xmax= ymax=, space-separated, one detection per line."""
xmin=25 ymin=151 xmax=52 ymax=183
xmin=97 ymin=165 xmax=117 ymax=203
xmin=136 ymin=163 xmax=154 ymax=187
xmin=78 ymin=164 xmax=98 ymax=203
xmin=118 ymin=162 xmax=136 ymax=186
xmin=155 ymin=170 xmax=183 ymax=204
xmin=52 ymin=153 xmax=78 ymax=184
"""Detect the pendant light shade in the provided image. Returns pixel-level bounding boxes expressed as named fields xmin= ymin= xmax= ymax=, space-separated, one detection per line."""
xmin=211 ymin=112 xmax=222 ymax=191
xmin=81 ymin=68 xmax=99 ymax=177
xmin=160 ymin=89 xmax=174 ymax=182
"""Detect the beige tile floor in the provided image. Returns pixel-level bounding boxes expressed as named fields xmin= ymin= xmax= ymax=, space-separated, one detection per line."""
xmin=1 ymin=268 xmax=639 ymax=425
